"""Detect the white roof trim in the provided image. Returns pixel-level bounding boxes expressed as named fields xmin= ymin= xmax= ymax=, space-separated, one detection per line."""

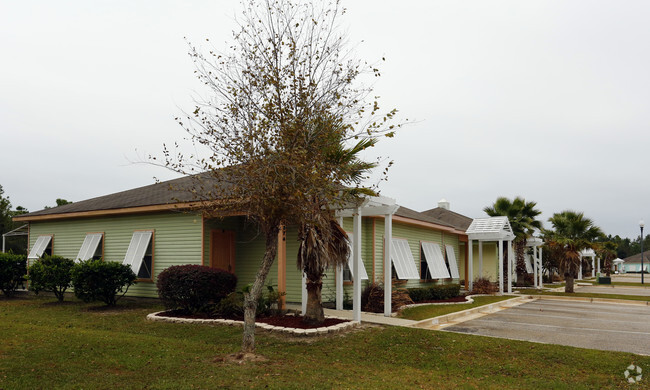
xmin=28 ymin=235 xmax=52 ymax=259
xmin=421 ymin=242 xmax=450 ymax=279
xmin=76 ymin=233 xmax=103 ymax=262
xmin=445 ymin=244 xmax=460 ymax=279
xmin=465 ymin=216 xmax=515 ymax=241
xmin=390 ymin=238 xmax=420 ymax=279
xmin=345 ymin=233 xmax=368 ymax=280
xmin=580 ymin=248 xmax=596 ymax=257
xmin=335 ymin=195 xmax=399 ymax=217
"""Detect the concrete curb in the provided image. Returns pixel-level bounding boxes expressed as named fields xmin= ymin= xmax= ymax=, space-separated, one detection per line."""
xmin=146 ymin=311 xmax=358 ymax=336
xmin=410 ymin=295 xmax=532 ymax=329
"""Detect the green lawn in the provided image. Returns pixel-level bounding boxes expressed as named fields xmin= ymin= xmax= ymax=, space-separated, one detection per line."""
xmin=398 ymin=296 xmax=516 ymax=321
xmin=1 ymin=294 xmax=648 ymax=389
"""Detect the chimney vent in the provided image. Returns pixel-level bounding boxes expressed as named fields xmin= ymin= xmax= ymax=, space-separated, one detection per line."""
xmin=438 ymin=198 xmax=450 ymax=210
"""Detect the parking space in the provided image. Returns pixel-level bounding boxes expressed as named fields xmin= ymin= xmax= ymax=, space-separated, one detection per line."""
xmin=576 ymin=284 xmax=650 ymax=296
xmin=442 ymin=299 xmax=650 ymax=355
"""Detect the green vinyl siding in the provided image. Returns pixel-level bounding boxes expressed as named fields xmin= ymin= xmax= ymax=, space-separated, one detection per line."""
xmin=470 ymin=242 xmax=499 ymax=282
xmin=27 ymin=212 xmax=203 ymax=298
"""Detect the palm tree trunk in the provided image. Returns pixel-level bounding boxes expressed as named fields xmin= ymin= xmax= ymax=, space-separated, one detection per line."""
xmin=564 ymin=274 xmax=575 ymax=293
xmin=515 ymin=239 xmax=527 ymax=286
xmin=242 ymin=226 xmax=279 ymax=354
xmin=304 ymin=278 xmax=325 ymax=324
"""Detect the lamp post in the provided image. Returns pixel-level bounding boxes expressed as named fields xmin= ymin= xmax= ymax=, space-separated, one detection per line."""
xmin=641 ymin=220 xmax=645 ymax=284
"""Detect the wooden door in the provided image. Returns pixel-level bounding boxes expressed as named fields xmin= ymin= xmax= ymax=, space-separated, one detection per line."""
xmin=210 ymin=230 xmax=235 ymax=272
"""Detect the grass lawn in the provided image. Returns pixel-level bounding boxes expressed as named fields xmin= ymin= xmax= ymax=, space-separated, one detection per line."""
xmin=517 ymin=289 xmax=650 ymax=302
xmin=398 ymin=296 xmax=516 ymax=321
xmin=1 ymin=294 xmax=649 ymax=389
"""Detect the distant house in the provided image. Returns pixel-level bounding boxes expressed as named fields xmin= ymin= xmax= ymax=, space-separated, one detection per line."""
xmin=15 ymin=176 xmax=477 ymax=317
xmin=620 ymin=252 xmax=650 ymax=273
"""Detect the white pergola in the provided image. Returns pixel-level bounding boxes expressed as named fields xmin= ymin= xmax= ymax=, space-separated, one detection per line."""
xmin=612 ymin=258 xmax=624 ymax=273
xmin=300 ymin=195 xmax=399 ymax=322
xmin=578 ymin=248 xmax=597 ymax=279
xmin=526 ymin=237 xmax=544 ymax=288
xmin=466 ymin=217 xmax=516 ymax=294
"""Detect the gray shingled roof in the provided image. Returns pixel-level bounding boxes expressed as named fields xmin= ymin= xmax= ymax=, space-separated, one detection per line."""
xmin=622 ymin=252 xmax=650 ymax=264
xmin=420 ymin=207 xmax=473 ymax=231
xmin=19 ymin=173 xmax=220 ymax=218
xmin=395 ymin=206 xmax=458 ymax=230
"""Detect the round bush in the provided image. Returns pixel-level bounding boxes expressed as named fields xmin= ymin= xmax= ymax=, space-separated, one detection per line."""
xmin=71 ymin=259 xmax=137 ymax=306
xmin=156 ymin=265 xmax=237 ymax=313
xmin=0 ymin=252 xmax=26 ymax=297
xmin=28 ymin=255 xmax=74 ymax=302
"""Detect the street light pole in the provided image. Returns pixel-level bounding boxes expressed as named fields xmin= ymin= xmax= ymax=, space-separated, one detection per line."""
xmin=640 ymin=220 xmax=645 ymax=285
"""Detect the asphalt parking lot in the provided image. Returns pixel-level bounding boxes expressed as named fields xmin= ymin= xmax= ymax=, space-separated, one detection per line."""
xmin=443 ymin=299 xmax=650 ymax=355
xmin=576 ymin=284 xmax=650 ymax=296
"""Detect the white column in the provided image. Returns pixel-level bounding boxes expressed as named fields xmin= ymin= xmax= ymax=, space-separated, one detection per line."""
xmin=301 ymin=272 xmax=307 ymax=314
xmin=596 ymin=256 xmax=600 ymax=275
xmin=592 ymin=258 xmax=595 ymax=277
xmin=533 ymin=246 xmax=538 ymax=288
xmin=352 ymin=207 xmax=362 ymax=323
xmin=384 ymin=214 xmax=393 ymax=317
xmin=478 ymin=240 xmax=483 ymax=278
xmin=578 ymin=255 xmax=583 ymax=280
xmin=498 ymin=240 xmax=504 ymax=294
xmin=507 ymin=240 xmax=513 ymax=293
xmin=538 ymin=247 xmax=543 ymax=286
xmin=336 ymin=216 xmax=344 ymax=310
xmin=468 ymin=239 xmax=474 ymax=291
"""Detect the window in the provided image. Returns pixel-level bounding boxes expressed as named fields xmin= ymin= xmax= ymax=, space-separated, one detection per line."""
xmin=444 ymin=244 xmax=460 ymax=279
xmin=343 ymin=233 xmax=368 ymax=282
xmin=420 ymin=242 xmax=450 ymax=279
xmin=389 ymin=238 xmax=420 ymax=279
xmin=28 ymin=235 xmax=52 ymax=259
xmin=76 ymin=233 xmax=103 ymax=262
xmin=420 ymin=247 xmax=432 ymax=280
xmin=123 ymin=231 xmax=153 ymax=280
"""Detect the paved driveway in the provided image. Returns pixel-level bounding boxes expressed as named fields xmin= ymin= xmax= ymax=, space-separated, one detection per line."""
xmin=442 ymin=299 xmax=650 ymax=355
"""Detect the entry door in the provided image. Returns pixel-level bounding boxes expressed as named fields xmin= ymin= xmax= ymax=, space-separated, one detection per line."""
xmin=210 ymin=230 xmax=236 ymax=272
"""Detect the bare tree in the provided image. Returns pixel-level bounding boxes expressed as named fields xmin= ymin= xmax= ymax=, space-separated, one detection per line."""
xmin=160 ymin=0 xmax=399 ymax=354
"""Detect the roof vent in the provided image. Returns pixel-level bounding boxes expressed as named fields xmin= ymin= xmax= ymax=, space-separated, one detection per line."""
xmin=438 ymin=198 xmax=450 ymax=210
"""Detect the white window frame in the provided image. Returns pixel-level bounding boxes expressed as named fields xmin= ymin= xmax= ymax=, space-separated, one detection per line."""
xmin=28 ymin=235 xmax=53 ymax=260
xmin=123 ymin=231 xmax=153 ymax=280
xmin=76 ymin=233 xmax=103 ymax=262
xmin=390 ymin=238 xmax=420 ymax=280
xmin=421 ymin=242 xmax=450 ymax=279
xmin=343 ymin=233 xmax=369 ymax=281
xmin=445 ymin=244 xmax=460 ymax=279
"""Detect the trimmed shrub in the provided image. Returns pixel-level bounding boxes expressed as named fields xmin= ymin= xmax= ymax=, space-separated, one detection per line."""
xmin=157 ymin=265 xmax=237 ymax=313
xmin=214 ymin=291 xmax=245 ymax=317
xmin=362 ymin=283 xmax=413 ymax=313
xmin=0 ymin=252 xmax=26 ymax=297
xmin=27 ymin=255 xmax=74 ymax=302
xmin=213 ymin=285 xmax=285 ymax=318
xmin=71 ymin=259 xmax=137 ymax=306
xmin=407 ymin=284 xmax=461 ymax=302
xmin=406 ymin=287 xmax=429 ymax=302
xmin=470 ymin=277 xmax=498 ymax=295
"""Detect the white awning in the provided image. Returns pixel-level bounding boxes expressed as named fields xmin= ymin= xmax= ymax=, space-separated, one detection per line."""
xmin=123 ymin=231 xmax=152 ymax=276
xmin=346 ymin=233 xmax=368 ymax=280
xmin=421 ymin=242 xmax=450 ymax=279
xmin=28 ymin=236 xmax=52 ymax=259
xmin=390 ymin=238 xmax=420 ymax=279
xmin=76 ymin=233 xmax=103 ymax=262
xmin=445 ymin=244 xmax=460 ymax=279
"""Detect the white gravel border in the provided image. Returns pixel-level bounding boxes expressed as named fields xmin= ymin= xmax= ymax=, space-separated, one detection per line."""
xmin=146 ymin=311 xmax=357 ymax=336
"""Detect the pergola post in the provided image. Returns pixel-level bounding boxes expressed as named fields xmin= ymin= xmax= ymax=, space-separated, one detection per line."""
xmin=592 ymin=257 xmax=595 ymax=277
xmin=478 ymin=240 xmax=483 ymax=278
xmin=384 ymin=214 xmax=393 ymax=317
xmin=468 ymin=239 xmax=473 ymax=291
xmin=352 ymin=207 xmax=362 ymax=323
xmin=507 ymin=240 xmax=513 ymax=293
xmin=498 ymin=240 xmax=504 ymax=294
xmin=537 ymin=247 xmax=540 ymax=288
xmin=533 ymin=246 xmax=538 ymax=288
xmin=336 ymin=216 xmax=344 ymax=310
xmin=578 ymin=254 xmax=583 ymax=280
xmin=301 ymin=273 xmax=307 ymax=314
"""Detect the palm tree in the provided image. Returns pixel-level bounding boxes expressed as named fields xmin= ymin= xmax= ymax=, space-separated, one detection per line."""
xmin=547 ymin=211 xmax=603 ymax=293
xmin=595 ymin=241 xmax=617 ymax=277
xmin=484 ymin=197 xmax=542 ymax=286
xmin=297 ymin=138 xmax=378 ymax=324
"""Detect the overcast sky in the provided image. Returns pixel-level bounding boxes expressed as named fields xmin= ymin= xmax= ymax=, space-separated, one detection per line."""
xmin=2 ymin=1 xmax=649 ymax=239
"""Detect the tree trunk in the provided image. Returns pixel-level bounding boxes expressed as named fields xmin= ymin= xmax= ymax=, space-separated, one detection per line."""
xmin=241 ymin=226 xmax=279 ymax=354
xmin=515 ymin=239 xmax=527 ymax=286
xmin=303 ymin=278 xmax=324 ymax=325
xmin=564 ymin=274 xmax=575 ymax=293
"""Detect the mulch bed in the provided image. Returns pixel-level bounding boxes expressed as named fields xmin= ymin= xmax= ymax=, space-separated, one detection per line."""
xmin=156 ymin=310 xmax=349 ymax=329
xmin=412 ymin=295 xmax=469 ymax=304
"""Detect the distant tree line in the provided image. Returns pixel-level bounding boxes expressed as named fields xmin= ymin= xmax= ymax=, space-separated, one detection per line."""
xmin=597 ymin=234 xmax=650 ymax=259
